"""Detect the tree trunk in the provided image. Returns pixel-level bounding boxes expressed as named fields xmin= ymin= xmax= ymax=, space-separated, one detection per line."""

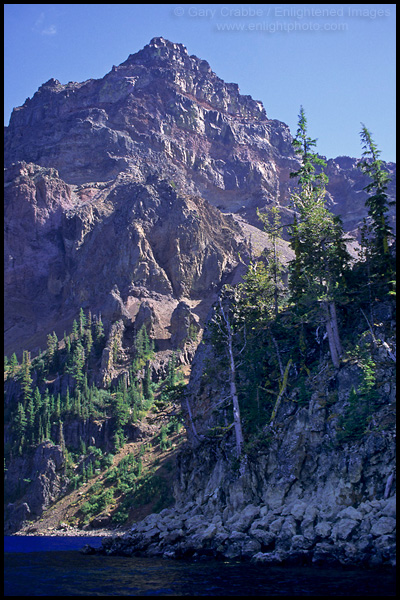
xmin=227 ymin=331 xmax=244 ymax=458
xmin=329 ymin=301 xmax=342 ymax=357
xmin=270 ymin=359 xmax=292 ymax=426
xmin=322 ymin=300 xmax=341 ymax=369
xmin=219 ymin=299 xmax=244 ymax=458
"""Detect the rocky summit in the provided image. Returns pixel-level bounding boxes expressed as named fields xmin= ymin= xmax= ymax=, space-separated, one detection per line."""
xmin=4 ymin=37 xmax=396 ymax=568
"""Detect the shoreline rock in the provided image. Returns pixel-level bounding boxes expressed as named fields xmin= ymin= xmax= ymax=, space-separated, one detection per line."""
xmin=95 ymin=493 xmax=396 ymax=568
xmin=11 ymin=524 xmax=129 ymax=538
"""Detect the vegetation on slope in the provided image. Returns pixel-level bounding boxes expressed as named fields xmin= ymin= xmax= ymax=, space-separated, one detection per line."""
xmin=4 ymin=312 xmax=186 ymax=529
xmin=193 ymin=112 xmax=396 ymax=457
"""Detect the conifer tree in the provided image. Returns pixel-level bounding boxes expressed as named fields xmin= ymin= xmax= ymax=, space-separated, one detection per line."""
xmin=27 ymin=396 xmax=36 ymax=444
xmin=15 ymin=402 xmax=27 ymax=448
xmin=79 ymin=308 xmax=87 ymax=338
xmin=85 ymin=327 xmax=93 ymax=356
xmin=256 ymin=205 xmax=285 ymax=317
xmin=55 ymin=394 xmax=61 ymax=419
xmin=94 ymin=315 xmax=105 ymax=353
xmin=20 ymin=351 xmax=33 ymax=404
xmin=86 ymin=461 xmax=93 ymax=479
xmin=167 ymin=353 xmax=178 ymax=388
xmin=42 ymin=389 xmax=50 ymax=420
xmin=288 ymin=107 xmax=350 ymax=368
xmin=72 ymin=319 xmax=79 ymax=341
xmin=65 ymin=333 xmax=72 ymax=355
xmin=74 ymin=389 xmax=82 ymax=417
xmin=65 ymin=387 xmax=71 ymax=413
xmin=34 ymin=386 xmax=42 ymax=410
xmin=71 ymin=340 xmax=86 ymax=389
xmin=46 ymin=332 xmax=58 ymax=369
xmin=358 ymin=125 xmax=394 ymax=280
xmin=143 ymin=361 xmax=154 ymax=404
xmin=9 ymin=353 xmax=19 ymax=376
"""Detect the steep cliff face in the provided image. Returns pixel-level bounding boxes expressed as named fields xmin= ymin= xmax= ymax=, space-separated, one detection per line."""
xmin=101 ymin=305 xmax=396 ymax=567
xmin=4 ymin=161 xmax=248 ymax=357
xmin=4 ymin=441 xmax=68 ymax=533
xmin=4 ymin=37 xmax=395 ymax=357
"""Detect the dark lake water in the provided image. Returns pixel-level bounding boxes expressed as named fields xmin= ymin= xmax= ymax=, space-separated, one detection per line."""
xmin=4 ymin=536 xmax=396 ymax=596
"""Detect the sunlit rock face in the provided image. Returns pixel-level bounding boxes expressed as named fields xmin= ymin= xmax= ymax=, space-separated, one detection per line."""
xmin=4 ymin=37 xmax=395 ymax=356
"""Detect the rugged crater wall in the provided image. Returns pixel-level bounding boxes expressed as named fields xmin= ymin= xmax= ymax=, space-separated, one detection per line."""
xmin=4 ymin=162 xmax=248 ymax=357
xmin=4 ymin=36 xmax=396 ymax=358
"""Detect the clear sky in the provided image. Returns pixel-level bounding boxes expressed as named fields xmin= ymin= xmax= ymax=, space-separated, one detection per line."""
xmin=4 ymin=3 xmax=396 ymax=161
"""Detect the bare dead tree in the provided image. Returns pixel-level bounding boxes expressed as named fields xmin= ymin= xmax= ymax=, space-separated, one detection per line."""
xmin=216 ymin=296 xmax=245 ymax=459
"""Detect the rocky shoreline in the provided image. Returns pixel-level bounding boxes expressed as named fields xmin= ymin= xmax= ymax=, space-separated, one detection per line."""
xmin=88 ymin=494 xmax=396 ymax=568
xmin=12 ymin=523 xmax=129 ymax=538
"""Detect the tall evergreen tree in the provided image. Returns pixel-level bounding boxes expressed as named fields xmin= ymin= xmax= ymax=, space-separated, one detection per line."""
xmin=288 ymin=107 xmax=350 ymax=368
xmin=79 ymin=308 xmax=87 ymax=338
xmin=27 ymin=396 xmax=36 ymax=444
xmin=9 ymin=353 xmax=19 ymax=376
xmin=256 ymin=205 xmax=286 ymax=317
xmin=72 ymin=319 xmax=79 ymax=341
xmin=46 ymin=332 xmax=58 ymax=369
xmin=358 ymin=125 xmax=394 ymax=279
xmin=15 ymin=402 xmax=27 ymax=448
xmin=20 ymin=351 xmax=33 ymax=404
xmin=71 ymin=340 xmax=86 ymax=389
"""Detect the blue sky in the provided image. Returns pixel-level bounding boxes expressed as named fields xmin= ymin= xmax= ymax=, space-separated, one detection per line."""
xmin=4 ymin=4 xmax=396 ymax=161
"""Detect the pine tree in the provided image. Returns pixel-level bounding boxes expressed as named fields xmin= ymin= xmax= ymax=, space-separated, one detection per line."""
xmin=27 ymin=396 xmax=36 ymax=445
xmin=257 ymin=206 xmax=285 ymax=317
xmin=238 ymin=258 xmax=275 ymax=328
xmin=167 ymin=353 xmax=178 ymax=388
xmin=71 ymin=340 xmax=86 ymax=389
xmin=55 ymin=394 xmax=61 ymax=419
xmin=85 ymin=327 xmax=93 ymax=356
xmin=65 ymin=387 xmax=71 ymax=413
xmin=8 ymin=352 xmax=18 ymax=377
xmin=358 ymin=125 xmax=394 ymax=281
xmin=72 ymin=319 xmax=79 ymax=341
xmin=65 ymin=333 xmax=71 ymax=355
xmin=20 ymin=350 xmax=33 ymax=404
xmin=79 ymin=308 xmax=87 ymax=338
xmin=86 ymin=461 xmax=93 ymax=479
xmin=42 ymin=388 xmax=50 ymax=422
xmin=46 ymin=332 xmax=58 ymax=369
xmin=143 ymin=361 xmax=154 ymax=404
xmin=15 ymin=402 xmax=27 ymax=448
xmin=74 ymin=389 xmax=82 ymax=417
xmin=95 ymin=315 xmax=104 ymax=340
xmin=288 ymin=107 xmax=350 ymax=368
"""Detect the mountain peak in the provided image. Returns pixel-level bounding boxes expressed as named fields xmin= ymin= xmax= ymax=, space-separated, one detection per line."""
xmin=148 ymin=36 xmax=187 ymax=52
xmin=115 ymin=37 xmax=267 ymax=123
xmin=121 ymin=36 xmax=190 ymax=68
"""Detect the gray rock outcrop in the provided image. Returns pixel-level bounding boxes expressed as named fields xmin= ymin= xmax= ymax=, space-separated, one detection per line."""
xmin=4 ymin=441 xmax=68 ymax=533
